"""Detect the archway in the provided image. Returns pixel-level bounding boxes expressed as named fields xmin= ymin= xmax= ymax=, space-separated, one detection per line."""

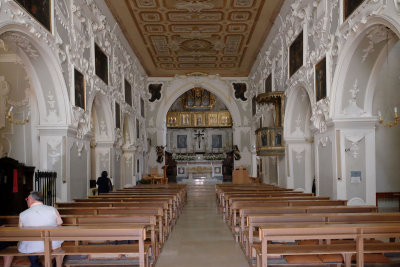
xmin=89 ymin=94 xmax=114 ymax=190
xmin=331 ymin=19 xmax=400 ymax=204
xmin=165 ymin=87 xmax=234 ymax=183
xmin=0 ymin=26 xmax=70 ymax=200
xmin=284 ymin=86 xmax=314 ymax=193
xmin=121 ymin=115 xmax=136 ymax=187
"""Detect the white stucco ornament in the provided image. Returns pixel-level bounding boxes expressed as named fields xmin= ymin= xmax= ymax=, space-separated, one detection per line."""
xmin=395 ymin=0 xmax=400 ymax=12
xmin=310 ymin=98 xmax=330 ymax=133
xmin=343 ymin=80 xmax=365 ymax=116
xmin=0 ymin=77 xmax=10 ymax=129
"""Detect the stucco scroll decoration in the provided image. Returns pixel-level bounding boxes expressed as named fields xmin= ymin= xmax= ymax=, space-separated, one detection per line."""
xmin=114 ymin=128 xmax=124 ymax=148
xmin=75 ymin=140 xmax=85 ymax=157
xmin=395 ymin=0 xmax=400 ymax=11
xmin=318 ymin=136 xmax=330 ymax=147
xmin=293 ymin=146 xmax=305 ymax=163
xmin=343 ymin=80 xmax=365 ymax=116
xmin=310 ymin=97 xmax=330 ymax=133
xmin=361 ymin=25 xmax=393 ymax=63
xmin=48 ymin=138 xmax=61 ymax=166
xmin=72 ymin=107 xmax=91 ymax=139
xmin=2 ymin=33 xmax=39 ymax=59
xmin=0 ymin=77 xmax=10 ymax=129
xmin=175 ymin=1 xmax=214 ymax=13
xmin=344 ymin=135 xmax=364 ymax=159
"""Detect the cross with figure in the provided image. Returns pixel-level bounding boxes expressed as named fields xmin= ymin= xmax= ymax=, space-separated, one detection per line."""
xmin=194 ymin=130 xmax=205 ymax=149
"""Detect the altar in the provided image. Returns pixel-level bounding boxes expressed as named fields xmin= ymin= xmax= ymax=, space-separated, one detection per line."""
xmin=176 ymin=157 xmax=223 ymax=180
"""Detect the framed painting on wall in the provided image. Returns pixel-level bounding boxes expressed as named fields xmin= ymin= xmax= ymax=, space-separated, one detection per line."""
xmin=343 ymin=0 xmax=365 ymax=20
xmin=194 ymin=113 xmax=205 ymax=127
xmin=212 ymin=135 xmax=222 ymax=148
xmin=16 ymin=0 xmax=51 ymax=31
xmin=265 ymin=74 xmax=272 ymax=93
xmin=315 ymin=57 xmax=327 ymax=102
xmin=181 ymin=113 xmax=190 ymax=126
xmin=141 ymin=98 xmax=144 ymax=117
xmin=115 ymin=102 xmax=120 ymax=129
xmin=289 ymin=31 xmax=303 ymax=77
xmin=177 ymin=135 xmax=187 ymax=149
xmin=74 ymin=68 xmax=85 ymax=110
xmin=95 ymin=43 xmax=108 ymax=84
xmin=125 ymin=79 xmax=132 ymax=106
xmin=208 ymin=113 xmax=218 ymax=126
xmin=136 ymin=118 xmax=140 ymax=139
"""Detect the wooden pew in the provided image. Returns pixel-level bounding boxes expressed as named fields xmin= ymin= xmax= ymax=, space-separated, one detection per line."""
xmin=227 ymin=199 xmax=347 ymax=226
xmin=238 ymin=205 xmax=378 ymax=245
xmin=246 ymin=212 xmax=400 ymax=260
xmin=0 ymin=225 xmax=148 ymax=267
xmin=0 ymin=214 xmax=160 ymax=259
xmin=257 ymin=223 xmax=400 ymax=267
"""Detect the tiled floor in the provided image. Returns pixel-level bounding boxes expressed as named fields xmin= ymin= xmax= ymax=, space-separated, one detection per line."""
xmin=155 ymin=184 xmax=250 ymax=267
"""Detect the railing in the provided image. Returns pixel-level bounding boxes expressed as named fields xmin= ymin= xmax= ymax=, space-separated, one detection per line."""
xmin=34 ymin=170 xmax=57 ymax=206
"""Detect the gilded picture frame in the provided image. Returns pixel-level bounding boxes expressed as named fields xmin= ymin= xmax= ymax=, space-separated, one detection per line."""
xmin=194 ymin=113 xmax=205 ymax=127
xmin=180 ymin=113 xmax=191 ymax=126
xmin=208 ymin=113 xmax=218 ymax=126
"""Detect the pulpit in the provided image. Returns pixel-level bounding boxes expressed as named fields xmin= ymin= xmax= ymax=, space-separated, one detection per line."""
xmin=0 ymin=157 xmax=35 ymax=215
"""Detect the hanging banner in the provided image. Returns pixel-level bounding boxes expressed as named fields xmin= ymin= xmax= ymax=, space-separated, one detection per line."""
xmin=13 ymin=169 xmax=18 ymax=193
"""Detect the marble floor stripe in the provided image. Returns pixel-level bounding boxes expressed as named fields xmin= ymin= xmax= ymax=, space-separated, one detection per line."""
xmin=155 ymin=184 xmax=250 ymax=267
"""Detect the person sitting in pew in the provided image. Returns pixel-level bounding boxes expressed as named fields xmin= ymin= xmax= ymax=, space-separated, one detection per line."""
xmin=18 ymin=191 xmax=63 ymax=267
xmin=97 ymin=171 xmax=112 ymax=194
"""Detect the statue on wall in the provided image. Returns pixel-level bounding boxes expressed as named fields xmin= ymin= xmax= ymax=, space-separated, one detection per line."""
xmin=232 ymin=145 xmax=241 ymax=160
xmin=148 ymin=84 xmax=162 ymax=102
xmin=156 ymin=145 xmax=166 ymax=163
xmin=233 ymin=83 xmax=247 ymax=101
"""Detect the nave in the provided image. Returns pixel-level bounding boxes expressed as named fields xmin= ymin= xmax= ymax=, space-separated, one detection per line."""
xmin=156 ymin=184 xmax=249 ymax=267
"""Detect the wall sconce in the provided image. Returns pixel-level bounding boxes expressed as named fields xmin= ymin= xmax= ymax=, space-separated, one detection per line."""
xmin=304 ymin=138 xmax=314 ymax=143
xmin=6 ymin=106 xmax=30 ymax=125
xmin=378 ymin=107 xmax=399 ymax=127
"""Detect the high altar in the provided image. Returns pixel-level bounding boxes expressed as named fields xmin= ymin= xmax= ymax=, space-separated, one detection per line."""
xmin=176 ymin=155 xmax=223 ymax=180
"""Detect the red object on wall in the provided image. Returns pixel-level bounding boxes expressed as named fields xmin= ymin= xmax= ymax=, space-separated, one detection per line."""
xmin=13 ymin=169 xmax=18 ymax=193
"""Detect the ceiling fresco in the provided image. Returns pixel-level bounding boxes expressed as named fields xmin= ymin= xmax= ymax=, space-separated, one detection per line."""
xmin=105 ymin=0 xmax=283 ymax=77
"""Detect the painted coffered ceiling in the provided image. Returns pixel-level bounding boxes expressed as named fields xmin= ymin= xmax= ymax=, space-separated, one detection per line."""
xmin=105 ymin=0 xmax=283 ymax=77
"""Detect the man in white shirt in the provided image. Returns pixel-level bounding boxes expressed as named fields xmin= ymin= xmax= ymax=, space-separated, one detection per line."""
xmin=18 ymin=192 xmax=63 ymax=267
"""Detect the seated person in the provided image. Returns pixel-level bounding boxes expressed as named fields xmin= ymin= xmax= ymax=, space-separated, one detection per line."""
xmin=18 ymin=191 xmax=63 ymax=267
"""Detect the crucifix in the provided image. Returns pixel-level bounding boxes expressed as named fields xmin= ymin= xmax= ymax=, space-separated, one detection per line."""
xmin=193 ymin=130 xmax=205 ymax=149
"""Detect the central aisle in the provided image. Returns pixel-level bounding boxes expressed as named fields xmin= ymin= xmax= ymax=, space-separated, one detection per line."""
xmin=156 ymin=184 xmax=250 ymax=267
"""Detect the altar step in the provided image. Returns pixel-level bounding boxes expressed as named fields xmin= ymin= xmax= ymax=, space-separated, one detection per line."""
xmin=177 ymin=177 xmax=223 ymax=185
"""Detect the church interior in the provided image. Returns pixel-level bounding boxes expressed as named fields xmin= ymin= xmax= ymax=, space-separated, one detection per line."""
xmin=1 ymin=0 xmax=400 ymax=266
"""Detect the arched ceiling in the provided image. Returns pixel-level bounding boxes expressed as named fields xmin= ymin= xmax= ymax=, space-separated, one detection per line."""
xmin=105 ymin=0 xmax=283 ymax=77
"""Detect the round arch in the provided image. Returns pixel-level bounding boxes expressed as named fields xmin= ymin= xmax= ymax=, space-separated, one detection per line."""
xmin=155 ymin=80 xmax=242 ymax=137
xmin=0 ymin=23 xmax=70 ymax=125
xmin=284 ymin=84 xmax=313 ymax=137
xmin=88 ymin=93 xmax=114 ymax=142
xmin=330 ymin=17 xmax=400 ymax=117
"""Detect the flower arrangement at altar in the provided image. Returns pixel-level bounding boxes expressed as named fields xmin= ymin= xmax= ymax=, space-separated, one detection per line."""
xmin=172 ymin=154 xmax=196 ymax=161
xmin=204 ymin=153 xmax=225 ymax=160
